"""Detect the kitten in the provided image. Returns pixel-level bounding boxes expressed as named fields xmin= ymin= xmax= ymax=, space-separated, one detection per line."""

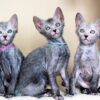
xmin=69 ymin=13 xmax=100 ymax=95
xmin=15 ymin=7 xmax=70 ymax=100
xmin=0 ymin=14 xmax=24 ymax=97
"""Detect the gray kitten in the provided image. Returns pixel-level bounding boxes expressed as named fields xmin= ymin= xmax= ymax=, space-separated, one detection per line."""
xmin=0 ymin=14 xmax=24 ymax=97
xmin=69 ymin=13 xmax=100 ymax=95
xmin=15 ymin=7 xmax=70 ymax=100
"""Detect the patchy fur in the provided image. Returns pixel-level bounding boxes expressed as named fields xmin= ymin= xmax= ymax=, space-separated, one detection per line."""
xmin=0 ymin=14 xmax=24 ymax=97
xmin=69 ymin=13 xmax=100 ymax=95
xmin=15 ymin=7 xmax=70 ymax=100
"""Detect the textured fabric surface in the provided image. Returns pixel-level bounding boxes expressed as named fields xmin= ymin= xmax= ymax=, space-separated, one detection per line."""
xmin=0 ymin=94 xmax=100 ymax=100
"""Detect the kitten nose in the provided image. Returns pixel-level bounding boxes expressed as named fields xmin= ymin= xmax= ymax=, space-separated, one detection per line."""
xmin=3 ymin=35 xmax=7 ymax=39
xmin=53 ymin=29 xmax=56 ymax=33
xmin=84 ymin=35 xmax=88 ymax=39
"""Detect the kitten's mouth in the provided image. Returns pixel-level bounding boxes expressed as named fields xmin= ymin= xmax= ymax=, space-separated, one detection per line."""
xmin=84 ymin=38 xmax=89 ymax=41
xmin=3 ymin=39 xmax=8 ymax=42
xmin=4 ymin=39 xmax=8 ymax=41
xmin=51 ymin=32 xmax=59 ymax=36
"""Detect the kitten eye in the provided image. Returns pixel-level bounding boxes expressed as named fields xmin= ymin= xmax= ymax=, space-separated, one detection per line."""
xmin=80 ymin=29 xmax=85 ymax=33
xmin=7 ymin=29 xmax=12 ymax=33
xmin=45 ymin=26 xmax=50 ymax=30
xmin=0 ymin=31 xmax=2 ymax=34
xmin=90 ymin=30 xmax=95 ymax=34
xmin=56 ymin=23 xmax=60 ymax=27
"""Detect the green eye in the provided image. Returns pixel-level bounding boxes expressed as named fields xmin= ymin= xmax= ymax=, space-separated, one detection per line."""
xmin=46 ymin=26 xmax=50 ymax=30
xmin=80 ymin=29 xmax=85 ymax=33
xmin=56 ymin=23 xmax=60 ymax=27
xmin=7 ymin=29 xmax=12 ymax=33
xmin=0 ymin=31 xmax=2 ymax=34
xmin=90 ymin=30 xmax=95 ymax=34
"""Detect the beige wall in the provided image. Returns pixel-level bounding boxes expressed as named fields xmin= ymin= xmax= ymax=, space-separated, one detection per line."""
xmin=0 ymin=0 xmax=100 ymax=73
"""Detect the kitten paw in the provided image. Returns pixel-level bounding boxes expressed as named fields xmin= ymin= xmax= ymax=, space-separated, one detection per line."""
xmin=69 ymin=90 xmax=75 ymax=96
xmin=81 ymin=88 xmax=91 ymax=94
xmin=43 ymin=92 xmax=52 ymax=97
xmin=54 ymin=95 xmax=64 ymax=100
xmin=5 ymin=94 xmax=14 ymax=98
xmin=90 ymin=87 xmax=97 ymax=94
xmin=0 ymin=93 xmax=5 ymax=96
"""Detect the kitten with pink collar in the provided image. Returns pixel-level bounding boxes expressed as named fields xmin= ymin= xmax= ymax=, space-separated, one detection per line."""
xmin=0 ymin=14 xmax=24 ymax=97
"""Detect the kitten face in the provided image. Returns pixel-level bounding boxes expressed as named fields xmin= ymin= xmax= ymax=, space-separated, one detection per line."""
xmin=75 ymin=13 xmax=100 ymax=45
xmin=0 ymin=14 xmax=18 ymax=45
xmin=33 ymin=7 xmax=64 ymax=40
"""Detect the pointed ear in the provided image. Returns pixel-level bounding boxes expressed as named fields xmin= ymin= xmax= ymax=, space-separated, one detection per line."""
xmin=54 ymin=7 xmax=64 ymax=21
xmin=95 ymin=19 xmax=100 ymax=29
xmin=75 ymin=13 xmax=85 ymax=29
xmin=33 ymin=16 xmax=43 ymax=31
xmin=9 ymin=14 xmax=18 ymax=32
xmin=95 ymin=19 xmax=100 ymax=37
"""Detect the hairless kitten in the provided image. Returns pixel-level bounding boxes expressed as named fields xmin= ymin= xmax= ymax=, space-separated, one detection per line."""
xmin=0 ymin=14 xmax=24 ymax=97
xmin=15 ymin=7 xmax=70 ymax=100
xmin=69 ymin=13 xmax=100 ymax=95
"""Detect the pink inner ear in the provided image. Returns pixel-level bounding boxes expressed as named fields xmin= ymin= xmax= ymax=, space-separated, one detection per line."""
xmin=36 ymin=23 xmax=42 ymax=29
xmin=55 ymin=8 xmax=64 ymax=21
xmin=95 ymin=20 xmax=100 ymax=30
xmin=57 ymin=14 xmax=63 ymax=21
xmin=76 ymin=20 xmax=81 ymax=28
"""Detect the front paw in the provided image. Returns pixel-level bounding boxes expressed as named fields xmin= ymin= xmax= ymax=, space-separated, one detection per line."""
xmin=5 ymin=94 xmax=14 ymax=98
xmin=7 ymin=89 xmax=15 ymax=98
xmin=0 ymin=93 xmax=5 ymax=96
xmin=90 ymin=87 xmax=97 ymax=94
xmin=81 ymin=88 xmax=91 ymax=94
xmin=69 ymin=89 xmax=75 ymax=96
xmin=69 ymin=92 xmax=75 ymax=96
xmin=54 ymin=95 xmax=64 ymax=100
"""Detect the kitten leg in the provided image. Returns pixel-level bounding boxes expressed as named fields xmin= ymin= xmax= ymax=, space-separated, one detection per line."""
xmin=77 ymin=76 xmax=91 ymax=94
xmin=60 ymin=59 xmax=69 ymax=93
xmin=7 ymin=58 xmax=22 ymax=97
xmin=90 ymin=71 xmax=99 ymax=93
xmin=48 ymin=61 xmax=63 ymax=100
xmin=6 ymin=71 xmax=19 ymax=98
xmin=97 ymin=76 xmax=100 ymax=93
xmin=0 ymin=72 xmax=5 ymax=96
xmin=69 ymin=48 xmax=81 ymax=95
xmin=7 ymin=49 xmax=23 ymax=97
xmin=69 ymin=68 xmax=80 ymax=95
xmin=80 ymin=87 xmax=91 ymax=94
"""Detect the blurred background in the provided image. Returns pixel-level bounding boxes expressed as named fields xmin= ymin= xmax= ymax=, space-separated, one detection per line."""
xmin=0 ymin=0 xmax=100 ymax=74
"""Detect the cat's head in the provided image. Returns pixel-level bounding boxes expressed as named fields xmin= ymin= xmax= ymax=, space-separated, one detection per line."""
xmin=33 ymin=7 xmax=64 ymax=40
xmin=0 ymin=14 xmax=18 ymax=46
xmin=75 ymin=13 xmax=100 ymax=45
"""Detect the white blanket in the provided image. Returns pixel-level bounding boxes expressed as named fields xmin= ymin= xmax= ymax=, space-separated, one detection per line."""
xmin=0 ymin=94 xmax=100 ymax=100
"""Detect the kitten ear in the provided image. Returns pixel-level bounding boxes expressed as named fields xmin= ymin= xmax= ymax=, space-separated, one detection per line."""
xmin=9 ymin=14 xmax=18 ymax=32
xmin=95 ymin=19 xmax=100 ymax=29
xmin=33 ymin=16 xmax=43 ymax=31
xmin=95 ymin=19 xmax=100 ymax=37
xmin=75 ymin=13 xmax=85 ymax=29
xmin=54 ymin=7 xmax=64 ymax=21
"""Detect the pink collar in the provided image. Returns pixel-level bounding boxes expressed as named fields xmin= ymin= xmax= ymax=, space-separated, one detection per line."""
xmin=0 ymin=43 xmax=14 ymax=52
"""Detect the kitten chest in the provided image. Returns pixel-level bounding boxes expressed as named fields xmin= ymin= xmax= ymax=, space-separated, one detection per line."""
xmin=79 ymin=47 xmax=97 ymax=80
xmin=50 ymin=44 xmax=69 ymax=72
